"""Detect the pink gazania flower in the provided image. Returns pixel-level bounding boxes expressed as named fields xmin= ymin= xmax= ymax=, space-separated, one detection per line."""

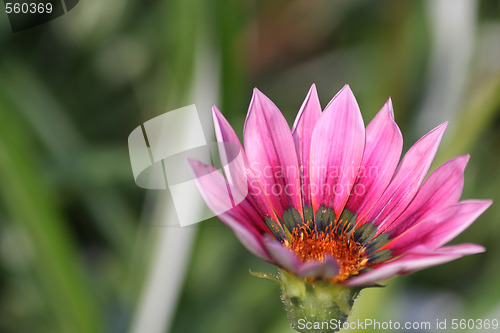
xmin=189 ymin=84 xmax=491 ymax=287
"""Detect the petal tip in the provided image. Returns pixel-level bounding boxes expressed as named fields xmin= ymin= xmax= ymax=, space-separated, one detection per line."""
xmin=248 ymin=88 xmax=271 ymax=112
xmin=332 ymin=84 xmax=352 ymax=100
xmin=252 ymin=87 xmax=267 ymax=102
xmin=420 ymin=121 xmax=448 ymax=146
xmin=211 ymin=105 xmax=222 ymax=119
xmin=441 ymin=154 xmax=470 ymax=173
xmin=292 ymin=84 xmax=322 ymax=132
xmin=384 ymin=97 xmax=395 ymax=119
xmin=324 ymin=84 xmax=359 ymax=114
xmin=438 ymin=121 xmax=448 ymax=132
xmin=473 ymin=245 xmax=486 ymax=254
xmin=483 ymin=199 xmax=494 ymax=209
xmin=456 ymin=154 xmax=471 ymax=169
xmin=339 ymin=84 xmax=353 ymax=96
xmin=249 ymin=88 xmax=262 ymax=109
xmin=187 ymin=158 xmax=210 ymax=178
xmin=428 ymin=122 xmax=448 ymax=136
xmin=309 ymin=83 xmax=318 ymax=96
xmin=476 ymin=199 xmax=493 ymax=210
xmin=463 ymin=199 xmax=493 ymax=215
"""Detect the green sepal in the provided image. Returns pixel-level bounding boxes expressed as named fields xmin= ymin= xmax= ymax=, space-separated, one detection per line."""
xmin=278 ymin=269 xmax=364 ymax=333
xmin=249 ymin=270 xmax=284 ymax=287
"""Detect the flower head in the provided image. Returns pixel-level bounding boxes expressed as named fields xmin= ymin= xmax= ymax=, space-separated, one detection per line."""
xmin=189 ymin=85 xmax=491 ymax=331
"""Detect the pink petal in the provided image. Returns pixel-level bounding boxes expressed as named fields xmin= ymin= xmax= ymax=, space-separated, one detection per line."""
xmin=309 ymin=85 xmax=365 ymax=218
xmin=346 ymin=244 xmax=483 ymax=286
xmin=263 ymin=237 xmax=339 ymax=279
xmin=263 ymin=237 xmax=303 ymax=272
xmin=385 ymin=155 xmax=469 ymax=236
xmin=213 ymin=107 xmax=281 ymax=226
xmin=189 ymin=159 xmax=271 ymax=261
xmin=224 ymin=214 xmax=271 ymax=261
xmin=344 ymin=98 xmax=403 ymax=220
xmin=291 ymin=84 xmax=322 ymax=207
xmin=213 ymin=105 xmax=244 ymax=151
xmin=359 ymin=123 xmax=447 ymax=235
xmin=189 ymin=158 xmax=265 ymax=233
xmin=244 ymin=89 xmax=303 ymax=218
xmin=428 ymin=243 xmax=485 ymax=255
xmin=346 ymin=255 xmax=452 ymax=286
xmin=212 ymin=106 xmax=247 ymax=196
xmin=385 ymin=200 xmax=492 ymax=256
xmin=298 ymin=257 xmax=339 ymax=279
xmin=212 ymin=106 xmax=249 ymax=192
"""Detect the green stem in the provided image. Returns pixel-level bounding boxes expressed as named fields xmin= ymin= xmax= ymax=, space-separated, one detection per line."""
xmin=279 ymin=270 xmax=362 ymax=333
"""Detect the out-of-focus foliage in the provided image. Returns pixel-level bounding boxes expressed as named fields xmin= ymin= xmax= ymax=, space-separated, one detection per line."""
xmin=0 ymin=1 xmax=499 ymax=333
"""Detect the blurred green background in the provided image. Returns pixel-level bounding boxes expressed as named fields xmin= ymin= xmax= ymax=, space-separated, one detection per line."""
xmin=0 ymin=1 xmax=499 ymax=332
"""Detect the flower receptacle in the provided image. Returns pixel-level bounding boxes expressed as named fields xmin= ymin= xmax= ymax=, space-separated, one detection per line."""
xmin=279 ymin=269 xmax=362 ymax=333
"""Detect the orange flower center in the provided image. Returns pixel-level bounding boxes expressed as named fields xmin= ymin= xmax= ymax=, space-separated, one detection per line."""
xmin=284 ymin=224 xmax=369 ymax=282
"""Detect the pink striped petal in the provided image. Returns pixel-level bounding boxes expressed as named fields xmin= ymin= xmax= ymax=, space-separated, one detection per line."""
xmin=309 ymin=85 xmax=365 ymax=218
xmin=213 ymin=105 xmax=244 ymax=151
xmin=346 ymin=254 xmax=454 ymax=286
xmin=189 ymin=159 xmax=271 ymax=261
xmin=212 ymin=107 xmax=249 ymax=192
xmin=385 ymin=200 xmax=492 ymax=256
xmin=385 ymin=155 xmax=469 ymax=236
xmin=344 ymin=98 xmax=403 ymax=220
xmin=428 ymin=243 xmax=485 ymax=255
xmin=360 ymin=123 xmax=447 ymax=234
xmin=213 ymin=107 xmax=281 ymax=225
xmin=292 ymin=84 xmax=322 ymax=207
xmin=189 ymin=158 xmax=267 ymax=233
xmin=411 ymin=200 xmax=491 ymax=250
xmin=244 ymin=89 xmax=303 ymax=218
xmin=346 ymin=244 xmax=483 ymax=286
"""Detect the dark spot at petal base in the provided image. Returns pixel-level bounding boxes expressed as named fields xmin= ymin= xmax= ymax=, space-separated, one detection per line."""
xmin=364 ymin=233 xmax=391 ymax=255
xmin=314 ymin=205 xmax=336 ymax=232
xmin=352 ymin=222 xmax=378 ymax=244
xmin=265 ymin=218 xmax=287 ymax=241
xmin=368 ymin=249 xmax=392 ymax=265
xmin=282 ymin=207 xmax=303 ymax=233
